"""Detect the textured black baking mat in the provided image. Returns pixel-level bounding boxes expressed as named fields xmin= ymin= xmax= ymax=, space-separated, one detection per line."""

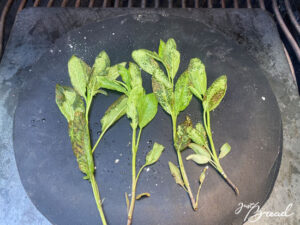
xmin=13 ymin=9 xmax=282 ymax=225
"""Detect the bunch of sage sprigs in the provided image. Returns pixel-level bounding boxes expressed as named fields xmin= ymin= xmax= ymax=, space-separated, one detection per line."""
xmin=132 ymin=38 xmax=207 ymax=210
xmin=97 ymin=62 xmax=165 ymax=225
xmin=56 ymin=51 xmax=131 ymax=225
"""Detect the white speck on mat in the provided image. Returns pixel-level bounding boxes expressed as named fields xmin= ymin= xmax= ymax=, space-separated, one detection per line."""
xmin=146 ymin=168 xmax=150 ymax=172
xmin=49 ymin=49 xmax=53 ymax=53
xmin=114 ymin=159 xmax=119 ymax=164
xmin=83 ymin=36 xmax=87 ymax=40
xmin=112 ymin=32 xmax=115 ymax=36
xmin=68 ymin=44 xmax=73 ymax=49
xmin=262 ymin=96 xmax=266 ymax=101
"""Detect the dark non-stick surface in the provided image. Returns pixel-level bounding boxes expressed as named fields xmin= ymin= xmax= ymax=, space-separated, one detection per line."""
xmin=13 ymin=13 xmax=282 ymax=225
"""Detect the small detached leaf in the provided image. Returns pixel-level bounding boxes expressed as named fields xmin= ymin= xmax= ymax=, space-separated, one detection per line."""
xmin=68 ymin=55 xmax=91 ymax=97
xmin=175 ymin=116 xmax=192 ymax=151
xmin=145 ymin=142 xmax=165 ymax=166
xmin=174 ymin=72 xmax=193 ymax=115
xmin=186 ymin=154 xmax=210 ymax=165
xmin=188 ymin=143 xmax=211 ymax=159
xmin=203 ymin=75 xmax=227 ymax=111
xmin=168 ymin=161 xmax=185 ymax=188
xmin=136 ymin=193 xmax=151 ymax=200
xmin=219 ymin=143 xmax=231 ymax=159
xmin=187 ymin=58 xmax=207 ymax=97
xmin=100 ymin=95 xmax=128 ymax=132
xmin=152 ymin=77 xmax=172 ymax=115
xmin=137 ymin=93 xmax=158 ymax=129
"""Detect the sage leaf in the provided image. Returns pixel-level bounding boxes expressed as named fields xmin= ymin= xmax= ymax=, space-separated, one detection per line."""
xmin=187 ymin=125 xmax=208 ymax=147
xmin=68 ymin=55 xmax=91 ymax=97
xmin=68 ymin=111 xmax=94 ymax=178
xmin=152 ymin=77 xmax=172 ymax=115
xmin=219 ymin=143 xmax=231 ymax=159
xmin=160 ymin=38 xmax=180 ymax=79
xmin=136 ymin=193 xmax=151 ymax=200
xmin=175 ymin=116 xmax=192 ymax=151
xmin=129 ymin=62 xmax=142 ymax=88
xmin=92 ymin=51 xmax=110 ymax=77
xmin=153 ymin=69 xmax=172 ymax=89
xmin=55 ymin=85 xmax=85 ymax=122
xmin=186 ymin=154 xmax=210 ymax=165
xmin=174 ymin=72 xmax=193 ymax=115
xmin=199 ymin=166 xmax=208 ymax=183
xmin=127 ymin=86 xmax=144 ymax=128
xmin=100 ymin=95 xmax=128 ymax=131
xmin=158 ymin=40 xmax=166 ymax=59
xmin=106 ymin=62 xmax=127 ymax=80
xmin=132 ymin=49 xmax=160 ymax=75
xmin=188 ymin=58 xmax=207 ymax=96
xmin=137 ymin=93 xmax=158 ymax=128
xmin=97 ymin=76 xmax=128 ymax=94
xmin=188 ymin=143 xmax=211 ymax=159
xmin=118 ymin=65 xmax=131 ymax=90
xmin=145 ymin=142 xmax=165 ymax=166
xmin=203 ymin=75 xmax=227 ymax=111
xmin=168 ymin=161 xmax=185 ymax=188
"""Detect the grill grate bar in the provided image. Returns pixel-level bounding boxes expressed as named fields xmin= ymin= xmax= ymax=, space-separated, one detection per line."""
xmin=234 ymin=0 xmax=239 ymax=8
xmin=284 ymin=0 xmax=300 ymax=35
xmin=18 ymin=0 xmax=27 ymax=13
xmin=47 ymin=0 xmax=54 ymax=7
xmin=61 ymin=0 xmax=69 ymax=7
xmin=258 ymin=0 xmax=265 ymax=9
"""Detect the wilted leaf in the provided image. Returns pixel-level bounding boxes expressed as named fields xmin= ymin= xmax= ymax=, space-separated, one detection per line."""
xmin=97 ymin=76 xmax=128 ymax=94
xmin=187 ymin=58 xmax=207 ymax=96
xmin=186 ymin=154 xmax=210 ymax=165
xmin=152 ymin=77 xmax=172 ymax=115
xmin=132 ymin=49 xmax=160 ymax=75
xmin=187 ymin=125 xmax=208 ymax=147
xmin=55 ymin=84 xmax=85 ymax=122
xmin=160 ymin=38 xmax=180 ymax=80
xmin=174 ymin=72 xmax=193 ymax=115
xmin=68 ymin=55 xmax=91 ymax=97
xmin=137 ymin=93 xmax=158 ymax=128
xmin=136 ymin=193 xmax=151 ymax=200
xmin=100 ymin=95 xmax=128 ymax=131
xmin=118 ymin=65 xmax=131 ymax=90
xmin=188 ymin=143 xmax=211 ymax=159
xmin=174 ymin=116 xmax=192 ymax=151
xmin=127 ymin=86 xmax=144 ymax=128
xmin=129 ymin=62 xmax=142 ymax=88
xmin=145 ymin=142 xmax=165 ymax=166
xmin=219 ymin=143 xmax=231 ymax=159
xmin=203 ymin=75 xmax=227 ymax=111
xmin=68 ymin=111 xmax=94 ymax=178
xmin=168 ymin=161 xmax=185 ymax=188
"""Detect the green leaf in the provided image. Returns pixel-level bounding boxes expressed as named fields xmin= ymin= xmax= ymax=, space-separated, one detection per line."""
xmin=199 ymin=166 xmax=208 ymax=183
xmin=100 ymin=95 xmax=128 ymax=131
xmin=160 ymin=38 xmax=180 ymax=79
xmin=153 ymin=69 xmax=172 ymax=89
xmin=158 ymin=40 xmax=166 ymax=59
xmin=187 ymin=58 xmax=207 ymax=97
xmin=125 ymin=192 xmax=130 ymax=212
xmin=129 ymin=62 xmax=142 ymax=88
xmin=127 ymin=86 xmax=144 ymax=128
xmin=186 ymin=154 xmax=210 ymax=165
xmin=118 ymin=65 xmax=131 ymax=90
xmin=174 ymin=72 xmax=193 ymax=115
xmin=97 ymin=76 xmax=128 ymax=94
xmin=187 ymin=124 xmax=208 ymax=147
xmin=145 ymin=142 xmax=165 ymax=166
xmin=152 ymin=77 xmax=172 ymax=115
xmin=137 ymin=93 xmax=158 ymax=128
xmin=68 ymin=111 xmax=94 ymax=179
xmin=106 ymin=62 xmax=126 ymax=80
xmin=168 ymin=161 xmax=185 ymax=188
xmin=136 ymin=193 xmax=151 ymax=200
xmin=189 ymin=86 xmax=203 ymax=101
xmin=55 ymin=84 xmax=85 ymax=122
xmin=174 ymin=116 xmax=192 ymax=151
xmin=132 ymin=49 xmax=161 ymax=75
xmin=203 ymin=75 xmax=227 ymax=111
xmin=219 ymin=143 xmax=231 ymax=159
xmin=92 ymin=51 xmax=110 ymax=77
xmin=68 ymin=55 xmax=91 ymax=97
xmin=188 ymin=143 xmax=211 ymax=159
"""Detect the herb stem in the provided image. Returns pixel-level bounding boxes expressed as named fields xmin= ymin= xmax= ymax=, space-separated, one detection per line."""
xmin=172 ymin=114 xmax=197 ymax=210
xmin=92 ymin=128 xmax=108 ymax=153
xmin=90 ymin=174 xmax=107 ymax=225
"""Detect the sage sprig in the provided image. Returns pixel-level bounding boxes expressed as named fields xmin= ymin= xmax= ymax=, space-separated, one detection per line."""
xmin=97 ymin=62 xmax=165 ymax=225
xmin=132 ymin=39 xmax=206 ymax=210
xmin=187 ymin=58 xmax=239 ymax=195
